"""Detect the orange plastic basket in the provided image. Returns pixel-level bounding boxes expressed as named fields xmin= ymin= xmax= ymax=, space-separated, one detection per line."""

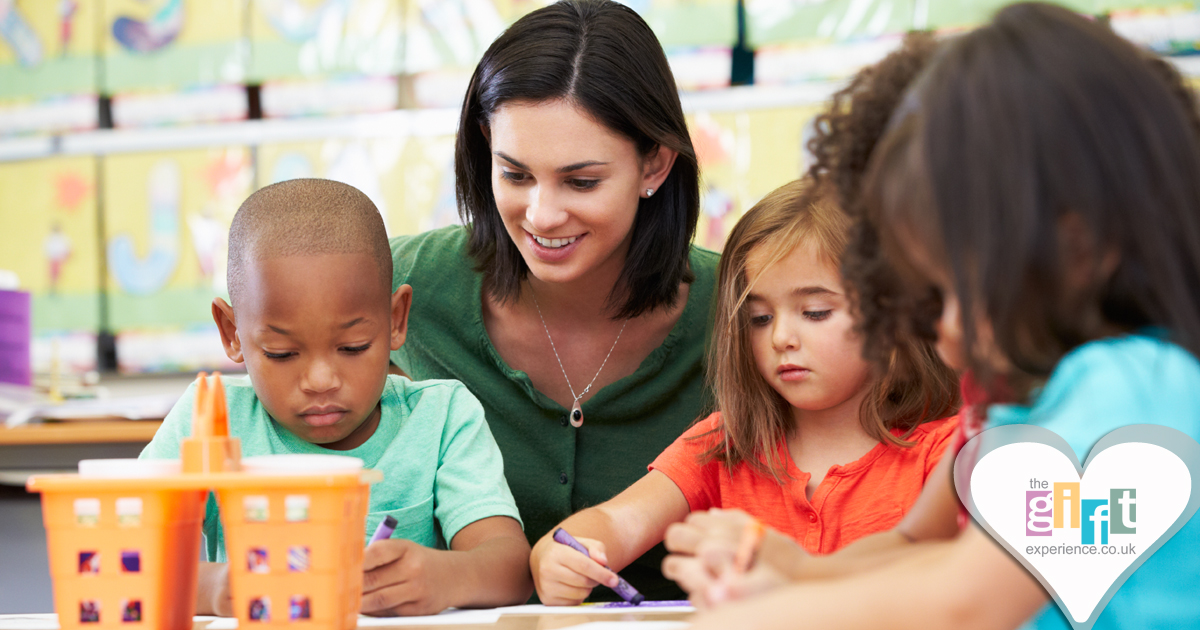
xmin=217 ymin=474 xmax=370 ymax=629
xmin=27 ymin=477 xmax=207 ymax=630
xmin=28 ymin=373 xmax=379 ymax=630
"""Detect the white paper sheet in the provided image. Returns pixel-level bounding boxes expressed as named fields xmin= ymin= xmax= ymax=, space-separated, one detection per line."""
xmin=202 ymin=609 xmax=500 ymax=629
xmin=495 ymin=602 xmax=696 ymax=615
xmin=0 ymin=615 xmax=218 ymax=630
xmin=0 ymin=615 xmax=57 ymax=630
xmin=565 ymin=622 xmax=690 ymax=630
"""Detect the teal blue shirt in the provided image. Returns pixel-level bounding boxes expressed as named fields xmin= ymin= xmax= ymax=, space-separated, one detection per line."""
xmin=988 ymin=334 xmax=1200 ymax=630
xmin=140 ymin=375 xmax=522 ymax=562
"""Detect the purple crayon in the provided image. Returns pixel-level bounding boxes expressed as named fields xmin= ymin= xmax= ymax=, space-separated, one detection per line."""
xmin=369 ymin=515 xmax=398 ymax=545
xmin=553 ymin=527 xmax=644 ymax=605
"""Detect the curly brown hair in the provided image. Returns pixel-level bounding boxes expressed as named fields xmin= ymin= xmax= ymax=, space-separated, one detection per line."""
xmin=805 ymin=31 xmax=939 ymax=211
xmin=863 ymin=3 xmax=1200 ymax=398
xmin=803 ymin=32 xmax=949 ymax=377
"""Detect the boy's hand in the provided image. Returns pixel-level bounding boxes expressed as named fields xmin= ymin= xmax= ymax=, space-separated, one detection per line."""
xmin=196 ymin=562 xmax=233 ymax=617
xmin=361 ymin=539 xmax=451 ymax=616
xmin=530 ymin=532 xmax=621 ymax=606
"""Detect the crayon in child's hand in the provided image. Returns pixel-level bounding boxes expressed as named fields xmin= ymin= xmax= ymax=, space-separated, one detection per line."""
xmin=368 ymin=515 xmax=398 ymax=546
xmin=552 ymin=527 xmax=644 ymax=605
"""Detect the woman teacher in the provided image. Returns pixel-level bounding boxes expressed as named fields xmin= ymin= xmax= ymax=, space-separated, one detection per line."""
xmin=389 ymin=0 xmax=718 ymax=600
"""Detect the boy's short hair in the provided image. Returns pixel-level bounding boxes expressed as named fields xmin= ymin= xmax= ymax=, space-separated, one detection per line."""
xmin=227 ymin=178 xmax=392 ymax=306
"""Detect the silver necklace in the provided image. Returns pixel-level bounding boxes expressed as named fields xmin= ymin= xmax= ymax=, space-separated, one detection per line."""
xmin=530 ymin=289 xmax=628 ymax=428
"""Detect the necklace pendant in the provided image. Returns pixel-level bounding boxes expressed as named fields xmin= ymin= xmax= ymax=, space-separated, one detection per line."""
xmin=570 ymin=400 xmax=584 ymax=428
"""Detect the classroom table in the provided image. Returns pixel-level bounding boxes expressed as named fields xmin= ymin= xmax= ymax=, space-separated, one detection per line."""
xmin=0 ymin=421 xmax=162 ymax=485
xmin=0 ymin=611 xmax=694 ymax=630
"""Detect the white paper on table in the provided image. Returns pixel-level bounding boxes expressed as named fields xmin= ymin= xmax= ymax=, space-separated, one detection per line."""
xmin=496 ymin=603 xmax=696 ymax=615
xmin=0 ymin=614 xmax=58 ymax=630
xmin=203 ymin=609 xmax=500 ymax=629
xmin=0 ymin=615 xmax=218 ymax=630
xmin=565 ymin=623 xmax=690 ymax=630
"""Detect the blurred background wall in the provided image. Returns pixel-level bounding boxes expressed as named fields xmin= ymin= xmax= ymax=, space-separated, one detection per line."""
xmin=1 ymin=0 xmax=1197 ymax=377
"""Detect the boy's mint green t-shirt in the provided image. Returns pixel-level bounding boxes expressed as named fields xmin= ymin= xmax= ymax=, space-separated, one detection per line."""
xmin=140 ymin=375 xmax=522 ymax=562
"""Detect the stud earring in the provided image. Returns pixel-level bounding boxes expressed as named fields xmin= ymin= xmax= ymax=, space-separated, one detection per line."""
xmin=645 ymin=188 xmax=655 ymax=197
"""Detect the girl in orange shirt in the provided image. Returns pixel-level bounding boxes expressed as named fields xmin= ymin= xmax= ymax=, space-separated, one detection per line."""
xmin=529 ymin=177 xmax=960 ymax=605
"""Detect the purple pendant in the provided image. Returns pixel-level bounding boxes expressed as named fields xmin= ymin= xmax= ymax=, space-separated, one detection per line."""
xmin=570 ymin=400 xmax=584 ymax=428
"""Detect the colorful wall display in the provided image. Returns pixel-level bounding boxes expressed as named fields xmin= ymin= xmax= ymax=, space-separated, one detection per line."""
xmin=403 ymin=0 xmax=506 ymax=75
xmin=0 ymin=156 xmax=100 ymax=373
xmin=747 ymin=0 xmax=914 ymax=47
xmin=687 ymin=104 xmax=823 ymax=250
xmin=102 ymin=147 xmax=251 ymax=372
xmin=0 ymin=0 xmax=99 ymax=102
xmin=248 ymin=0 xmax=404 ymax=82
xmin=102 ymin=0 xmax=246 ymax=93
xmin=256 ymin=132 xmax=460 ymax=238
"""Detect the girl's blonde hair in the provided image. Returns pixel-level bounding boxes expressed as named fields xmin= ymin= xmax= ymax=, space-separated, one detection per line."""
xmin=702 ymin=178 xmax=960 ymax=480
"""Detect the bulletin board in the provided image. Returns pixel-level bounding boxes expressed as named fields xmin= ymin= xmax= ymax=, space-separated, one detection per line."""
xmin=747 ymin=0 xmax=914 ymax=47
xmin=256 ymin=133 xmax=460 ymax=238
xmin=102 ymin=147 xmax=251 ymax=372
xmin=102 ymin=0 xmax=246 ymax=93
xmin=0 ymin=156 xmax=101 ymax=373
xmin=687 ymin=104 xmax=823 ymax=250
xmin=0 ymin=0 xmax=99 ymax=102
xmin=248 ymin=0 xmax=404 ymax=82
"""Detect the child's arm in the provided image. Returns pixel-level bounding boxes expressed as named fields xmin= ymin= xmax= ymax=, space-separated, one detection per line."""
xmin=195 ymin=562 xmax=232 ymax=616
xmin=685 ymin=525 xmax=1048 ymax=630
xmin=360 ymin=515 xmax=530 ymax=616
xmin=664 ymin=447 xmax=963 ymax=604
xmin=530 ymin=470 xmax=691 ymax=605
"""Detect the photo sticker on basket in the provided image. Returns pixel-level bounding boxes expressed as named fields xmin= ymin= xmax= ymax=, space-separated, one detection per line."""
xmin=247 ymin=548 xmax=269 ymax=574
xmin=249 ymin=597 xmax=270 ymax=622
xmin=121 ymin=599 xmax=142 ymax=623
xmin=74 ymin=498 xmax=100 ymax=527
xmin=80 ymin=600 xmax=100 ymax=623
xmin=116 ymin=498 xmax=143 ymax=527
xmin=121 ymin=550 xmax=140 ymax=573
xmin=78 ymin=551 xmax=99 ymax=574
xmin=289 ymin=596 xmax=311 ymax=621
xmin=285 ymin=495 xmax=309 ymax=522
xmin=287 ymin=546 xmax=310 ymax=572
xmin=244 ymin=496 xmax=269 ymax=522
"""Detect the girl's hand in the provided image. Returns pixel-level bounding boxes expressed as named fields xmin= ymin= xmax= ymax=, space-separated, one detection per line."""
xmin=361 ymin=539 xmax=451 ymax=616
xmin=530 ymin=532 xmax=622 ymax=605
xmin=664 ymin=508 xmax=757 ymax=574
xmin=664 ymin=508 xmax=803 ymax=604
xmin=662 ymin=553 xmax=788 ymax=609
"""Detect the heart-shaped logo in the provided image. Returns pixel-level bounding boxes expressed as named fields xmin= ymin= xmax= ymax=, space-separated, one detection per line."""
xmin=954 ymin=424 xmax=1200 ymax=630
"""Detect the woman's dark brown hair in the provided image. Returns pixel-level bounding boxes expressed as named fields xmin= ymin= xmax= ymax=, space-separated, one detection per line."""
xmin=864 ymin=2 xmax=1200 ymax=392
xmin=455 ymin=0 xmax=700 ymax=319
xmin=703 ymin=179 xmax=959 ymax=480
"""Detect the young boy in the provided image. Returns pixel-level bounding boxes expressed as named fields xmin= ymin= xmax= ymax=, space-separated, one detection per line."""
xmin=140 ymin=179 xmax=532 ymax=616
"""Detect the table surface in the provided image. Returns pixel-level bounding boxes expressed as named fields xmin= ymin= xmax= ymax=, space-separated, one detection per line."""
xmin=0 ymin=421 xmax=163 ymax=445
xmin=0 ymin=611 xmax=694 ymax=630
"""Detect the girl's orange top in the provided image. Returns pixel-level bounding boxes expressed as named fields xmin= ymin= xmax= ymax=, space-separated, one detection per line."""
xmin=649 ymin=412 xmax=959 ymax=554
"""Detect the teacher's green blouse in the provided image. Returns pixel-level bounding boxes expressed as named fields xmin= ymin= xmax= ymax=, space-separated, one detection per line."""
xmin=390 ymin=225 xmax=718 ymax=601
